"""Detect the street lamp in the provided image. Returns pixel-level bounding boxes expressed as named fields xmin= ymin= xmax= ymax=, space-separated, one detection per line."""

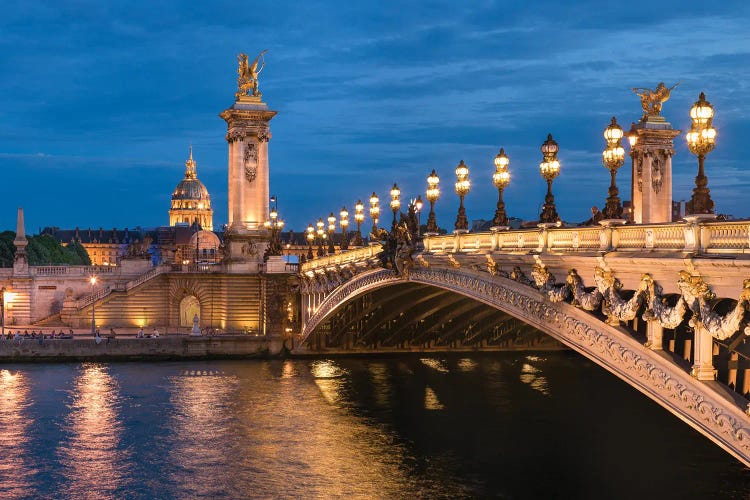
xmin=316 ymin=218 xmax=325 ymax=257
xmin=90 ymin=276 xmax=97 ymax=335
xmin=539 ymin=133 xmax=561 ymax=224
xmin=389 ymin=183 xmax=401 ymax=229
xmin=340 ymin=206 xmax=349 ymax=250
xmin=0 ymin=286 xmax=5 ymax=338
xmin=685 ymin=92 xmax=717 ymax=216
xmin=601 ymin=117 xmax=626 ymax=220
xmin=414 ymin=195 xmax=423 ymax=236
xmin=306 ymin=223 xmax=315 ymax=260
xmin=491 ymin=148 xmax=511 ymax=229
xmin=352 ymin=200 xmax=365 ymax=246
xmin=454 ymin=160 xmax=470 ymax=233
xmin=327 ymin=212 xmax=336 ymax=254
xmin=263 ymin=205 xmax=284 ymax=258
xmin=625 ymin=122 xmax=639 ymax=223
xmin=369 ymin=192 xmax=380 ymax=236
xmin=425 ymin=169 xmax=440 ymax=235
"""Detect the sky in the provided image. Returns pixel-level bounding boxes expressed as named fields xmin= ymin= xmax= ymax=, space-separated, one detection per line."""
xmin=1 ymin=1 xmax=749 ymax=234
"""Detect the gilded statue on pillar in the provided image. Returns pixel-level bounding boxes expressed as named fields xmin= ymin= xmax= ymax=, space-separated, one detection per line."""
xmin=632 ymin=82 xmax=679 ymax=121
xmin=236 ymin=50 xmax=268 ymax=99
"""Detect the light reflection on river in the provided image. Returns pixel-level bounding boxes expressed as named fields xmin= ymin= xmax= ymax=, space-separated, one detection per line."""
xmin=2 ymin=353 xmax=750 ymax=498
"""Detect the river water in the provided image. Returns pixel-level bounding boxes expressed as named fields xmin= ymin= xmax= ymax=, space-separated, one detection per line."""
xmin=0 ymin=352 xmax=748 ymax=499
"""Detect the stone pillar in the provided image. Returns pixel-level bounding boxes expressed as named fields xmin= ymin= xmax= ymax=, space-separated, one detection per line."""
xmin=13 ymin=207 xmax=28 ymax=276
xmin=646 ymin=320 xmax=663 ymax=349
xmin=631 ymin=118 xmax=680 ymax=224
xmin=692 ymin=326 xmax=715 ymax=381
xmin=220 ymin=94 xmax=277 ymax=273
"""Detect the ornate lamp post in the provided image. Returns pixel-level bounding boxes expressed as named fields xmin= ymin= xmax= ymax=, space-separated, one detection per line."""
xmin=625 ymin=123 xmax=638 ymax=222
xmin=425 ymin=169 xmax=440 ymax=235
xmin=454 ymin=160 xmax=470 ymax=233
xmin=340 ymin=206 xmax=349 ymax=251
xmin=538 ymin=134 xmax=561 ymax=224
xmin=601 ymin=117 xmax=626 ymax=220
xmin=491 ymin=148 xmax=511 ymax=229
xmin=369 ymin=192 xmax=380 ymax=236
xmin=352 ymin=200 xmax=365 ymax=246
xmin=306 ymin=223 xmax=315 ymax=260
xmin=316 ymin=218 xmax=325 ymax=257
xmin=263 ymin=206 xmax=284 ymax=257
xmin=414 ymin=195 xmax=423 ymax=236
xmin=90 ymin=276 xmax=97 ymax=335
xmin=327 ymin=213 xmax=336 ymax=254
xmin=685 ymin=92 xmax=717 ymax=216
xmin=389 ymin=183 xmax=401 ymax=229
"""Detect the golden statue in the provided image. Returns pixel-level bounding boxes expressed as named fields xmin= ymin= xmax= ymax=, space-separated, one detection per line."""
xmin=236 ymin=50 xmax=268 ymax=99
xmin=632 ymin=82 xmax=679 ymax=121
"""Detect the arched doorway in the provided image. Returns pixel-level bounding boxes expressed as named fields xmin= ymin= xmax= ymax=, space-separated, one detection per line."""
xmin=180 ymin=295 xmax=200 ymax=327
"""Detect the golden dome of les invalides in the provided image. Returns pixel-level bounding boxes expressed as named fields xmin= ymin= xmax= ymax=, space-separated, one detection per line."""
xmin=169 ymin=147 xmax=213 ymax=231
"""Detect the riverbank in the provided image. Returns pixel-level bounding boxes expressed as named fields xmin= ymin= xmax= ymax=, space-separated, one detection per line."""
xmin=0 ymin=335 xmax=283 ymax=362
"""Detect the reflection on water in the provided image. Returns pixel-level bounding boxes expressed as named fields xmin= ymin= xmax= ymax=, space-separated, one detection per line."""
xmin=0 ymin=370 xmax=33 ymax=498
xmin=424 ymin=386 xmax=445 ymax=410
xmin=520 ymin=356 xmax=550 ymax=395
xmin=1 ymin=354 xmax=749 ymax=498
xmin=167 ymin=369 xmax=240 ymax=499
xmin=57 ymin=364 xmax=127 ymax=499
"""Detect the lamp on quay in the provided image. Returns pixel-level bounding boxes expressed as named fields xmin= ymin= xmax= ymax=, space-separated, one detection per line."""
xmin=389 ymin=183 xmax=401 ymax=229
xmin=340 ymin=206 xmax=349 ymax=251
xmin=685 ymin=92 xmax=717 ymax=216
xmin=352 ymin=200 xmax=365 ymax=246
xmin=425 ymin=169 xmax=440 ymax=235
xmin=0 ymin=286 xmax=5 ymax=338
xmin=454 ymin=160 xmax=470 ymax=233
xmin=89 ymin=276 xmax=97 ymax=335
xmin=306 ymin=223 xmax=315 ymax=260
xmin=327 ymin=212 xmax=336 ymax=254
xmin=538 ymin=134 xmax=561 ymax=224
xmin=601 ymin=117 xmax=626 ymax=220
xmin=316 ymin=218 xmax=325 ymax=257
xmin=369 ymin=192 xmax=380 ymax=235
xmin=491 ymin=148 xmax=511 ymax=229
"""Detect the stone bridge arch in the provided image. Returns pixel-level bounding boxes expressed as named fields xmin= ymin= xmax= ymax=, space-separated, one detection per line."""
xmin=299 ymin=267 xmax=750 ymax=467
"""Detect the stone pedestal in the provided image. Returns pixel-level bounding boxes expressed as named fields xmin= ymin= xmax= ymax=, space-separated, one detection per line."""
xmin=631 ymin=117 xmax=681 ymax=224
xmin=223 ymin=231 xmax=268 ymax=273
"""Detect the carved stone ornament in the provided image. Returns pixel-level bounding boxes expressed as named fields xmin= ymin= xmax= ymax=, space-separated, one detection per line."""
xmin=652 ymin=156 xmax=663 ymax=194
xmin=226 ymin=130 xmax=245 ymax=143
xmin=244 ymin=144 xmax=257 ymax=183
xmin=636 ymin=158 xmax=643 ymax=193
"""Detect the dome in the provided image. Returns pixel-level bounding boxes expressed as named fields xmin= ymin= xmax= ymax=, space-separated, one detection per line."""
xmin=172 ymin=178 xmax=210 ymax=202
xmin=169 ymin=147 xmax=214 ymax=231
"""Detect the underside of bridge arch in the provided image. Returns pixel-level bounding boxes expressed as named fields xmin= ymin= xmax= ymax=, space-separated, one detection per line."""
xmin=305 ymin=282 xmax=564 ymax=352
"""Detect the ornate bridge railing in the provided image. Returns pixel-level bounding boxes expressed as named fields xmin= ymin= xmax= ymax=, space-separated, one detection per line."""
xmin=414 ymin=219 xmax=750 ymax=255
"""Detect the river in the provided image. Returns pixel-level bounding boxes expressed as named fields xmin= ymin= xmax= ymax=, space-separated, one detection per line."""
xmin=0 ymin=352 xmax=748 ymax=499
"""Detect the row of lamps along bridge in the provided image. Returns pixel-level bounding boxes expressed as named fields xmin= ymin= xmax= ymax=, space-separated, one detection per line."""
xmin=272 ymin=92 xmax=716 ymax=258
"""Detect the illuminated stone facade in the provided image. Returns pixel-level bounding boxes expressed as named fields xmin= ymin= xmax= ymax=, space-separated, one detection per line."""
xmin=168 ymin=147 xmax=213 ymax=231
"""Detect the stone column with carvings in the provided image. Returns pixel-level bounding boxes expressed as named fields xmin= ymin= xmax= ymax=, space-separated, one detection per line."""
xmin=631 ymin=115 xmax=680 ymax=224
xmin=220 ymin=94 xmax=277 ymax=272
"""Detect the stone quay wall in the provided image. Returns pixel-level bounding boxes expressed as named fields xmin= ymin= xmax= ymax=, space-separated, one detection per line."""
xmin=0 ymin=335 xmax=285 ymax=362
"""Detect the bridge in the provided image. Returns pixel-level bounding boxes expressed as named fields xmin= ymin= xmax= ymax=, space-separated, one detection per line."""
xmin=296 ymin=219 xmax=750 ymax=467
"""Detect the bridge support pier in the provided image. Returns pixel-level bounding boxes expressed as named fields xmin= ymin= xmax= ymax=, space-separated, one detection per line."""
xmin=692 ymin=326 xmax=716 ymax=381
xmin=646 ymin=321 xmax=663 ymax=350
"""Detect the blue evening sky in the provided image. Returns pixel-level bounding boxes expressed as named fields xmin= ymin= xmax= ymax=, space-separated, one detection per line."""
xmin=1 ymin=1 xmax=749 ymax=233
